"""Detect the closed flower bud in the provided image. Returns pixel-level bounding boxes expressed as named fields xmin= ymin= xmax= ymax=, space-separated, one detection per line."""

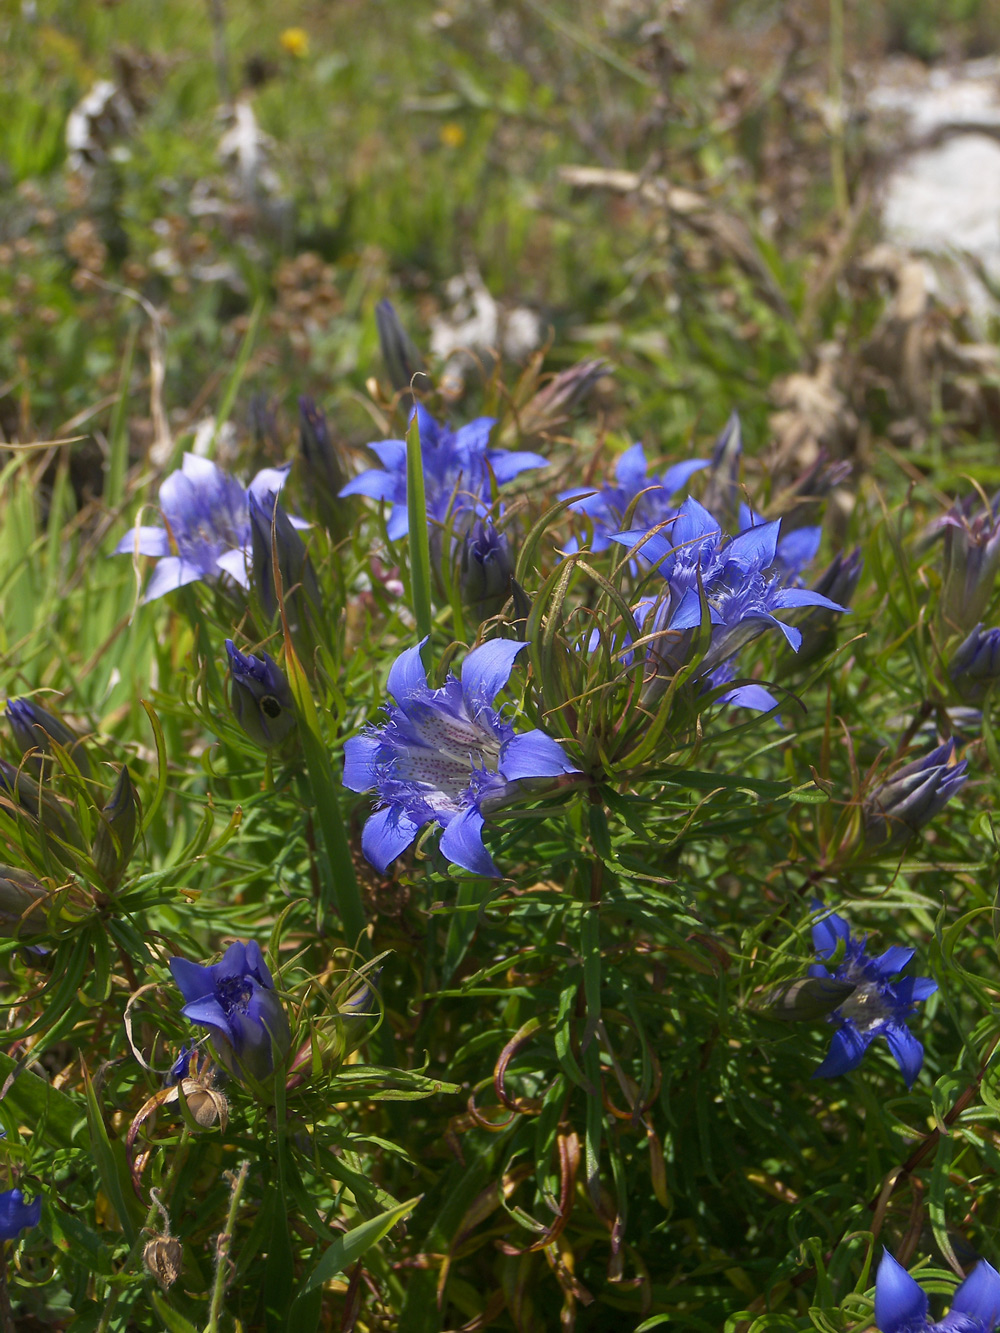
xmin=0 ymin=760 xmax=86 ymax=867
xmin=224 ymin=640 xmax=296 ymax=749
xmin=0 ymin=866 xmax=49 ymax=937
xmin=375 ymin=299 xmax=427 ymax=396
xmin=512 ymin=358 xmax=605 ymax=442
xmin=950 ymin=623 xmax=1000 ymax=702
xmin=6 ymin=698 xmax=93 ymax=780
xmin=458 ymin=517 xmax=514 ymax=623
xmin=92 ymin=765 xmax=139 ymax=889
xmin=298 ymin=397 xmax=351 ymax=540
xmin=700 ymin=411 xmax=743 ymax=524
xmin=757 ymin=974 xmax=857 ymax=1022
xmin=333 ymin=966 xmax=382 ymax=1059
xmin=940 ymin=502 xmax=1000 ymax=633
xmin=863 ymin=739 xmax=968 ymax=851
xmin=248 ymin=489 xmax=322 ymax=654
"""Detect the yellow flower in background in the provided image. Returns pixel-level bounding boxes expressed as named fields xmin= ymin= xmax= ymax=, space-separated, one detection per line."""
xmin=439 ymin=121 xmax=465 ymax=149
xmin=279 ymin=27 xmax=309 ymax=58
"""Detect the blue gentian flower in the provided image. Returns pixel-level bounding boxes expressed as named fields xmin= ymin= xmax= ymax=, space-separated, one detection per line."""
xmin=560 ymin=442 xmax=708 ymax=553
xmin=338 ymin=405 xmax=546 ymax=541
xmin=863 ymin=740 xmax=968 ymax=851
xmin=115 ymin=453 xmax=305 ymax=602
xmin=343 ymin=639 xmax=579 ymax=877
xmin=875 ymin=1250 xmax=1000 ymax=1332
xmin=169 ymin=941 xmax=291 ymax=1085
xmin=809 ymin=906 xmax=937 ymax=1087
xmin=615 ymin=497 xmax=845 ymax=707
xmin=0 ymin=1188 xmax=41 ymax=1241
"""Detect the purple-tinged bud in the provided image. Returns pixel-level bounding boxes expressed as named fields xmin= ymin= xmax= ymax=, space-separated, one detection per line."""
xmin=375 ymin=299 xmax=427 ymax=396
xmin=700 ymin=411 xmax=743 ymax=524
xmin=92 ymin=765 xmax=139 ymax=889
xmin=224 ymin=640 xmax=296 ymax=749
xmin=331 ymin=965 xmax=383 ymax=1060
xmin=248 ymin=489 xmax=321 ymax=651
xmin=6 ymin=699 xmax=93 ymax=780
xmin=512 ymin=358 xmax=606 ymax=442
xmin=950 ymin=623 xmax=1000 ymax=702
xmin=863 ymin=739 xmax=968 ymax=851
xmin=0 ymin=866 xmax=49 ymax=937
xmin=458 ymin=517 xmax=515 ymax=623
xmin=940 ymin=503 xmax=1000 ymax=633
xmin=248 ymin=392 xmax=280 ymax=451
xmin=298 ymin=397 xmax=351 ymax=539
xmin=796 ymin=547 xmax=863 ymax=660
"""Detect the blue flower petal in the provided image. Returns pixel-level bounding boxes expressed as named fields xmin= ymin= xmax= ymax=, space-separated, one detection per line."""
xmin=489 ymin=450 xmax=547 ymax=484
xmin=386 ymin=505 xmax=410 ymax=541
xmin=339 ymin=469 xmax=398 ymax=501
xmin=611 ymin=528 xmax=676 ymax=566
xmin=500 ymin=730 xmax=579 ymax=781
xmin=902 ymin=976 xmax=939 ymax=1003
xmin=0 ymin=1189 xmax=41 ymax=1242
xmin=182 ymin=995 xmax=236 ymax=1043
xmin=720 ymin=683 xmax=778 ymax=711
xmin=813 ymin=1023 xmax=869 ymax=1079
xmin=343 ymin=735 xmax=381 ymax=793
xmin=659 ymin=458 xmax=709 ymax=494
xmin=875 ymin=1251 xmax=929 ymax=1333
xmin=143 ymin=557 xmax=204 ymax=602
xmin=361 ymin=806 xmax=421 ymax=873
xmin=615 ymin=443 xmax=648 ymax=489
xmin=439 ymin=806 xmax=499 ymax=877
xmin=885 ymin=1023 xmax=924 ymax=1089
xmin=951 ymin=1259 xmax=1000 ymax=1328
xmin=461 ymin=640 xmax=527 ymax=710
xmin=169 ymin=957 xmax=216 ymax=1005
xmin=387 ymin=641 xmax=431 ymax=705
xmin=453 ymin=416 xmax=496 ymax=455
xmin=771 ymin=587 xmax=847 ymax=612
xmin=727 ymin=519 xmax=780 ymax=568
xmin=216 ymin=547 xmax=251 ymax=588
xmin=872 ymin=945 xmax=916 ymax=978
xmin=369 ymin=439 xmax=408 ymax=472
xmin=115 ymin=525 xmax=171 ymax=557
xmin=811 ymin=908 xmax=851 ymax=959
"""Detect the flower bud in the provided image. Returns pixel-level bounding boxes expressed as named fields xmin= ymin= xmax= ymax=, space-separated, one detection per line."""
xmin=6 ymin=698 xmax=93 ymax=780
xmin=375 ymin=299 xmax=427 ymax=395
xmin=511 ymin=358 xmax=605 ymax=442
xmin=224 ymin=640 xmax=296 ymax=749
xmin=756 ymin=974 xmax=857 ymax=1022
xmin=796 ymin=547 xmax=863 ymax=661
xmin=248 ymin=490 xmax=322 ymax=654
xmin=940 ymin=502 xmax=1000 ymax=633
xmin=91 ymin=765 xmax=139 ymax=889
xmin=0 ymin=760 xmax=87 ymax=867
xmin=863 ymin=739 xmax=968 ymax=851
xmin=298 ymin=397 xmax=351 ymax=540
xmin=458 ymin=517 xmax=514 ymax=623
xmin=950 ymin=623 xmax=1000 ymax=702
xmin=0 ymin=866 xmax=49 ymax=937
xmin=700 ymin=411 xmax=743 ymax=524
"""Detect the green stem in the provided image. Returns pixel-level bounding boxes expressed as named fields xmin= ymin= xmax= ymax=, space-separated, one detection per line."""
xmin=206 ymin=1159 xmax=250 ymax=1333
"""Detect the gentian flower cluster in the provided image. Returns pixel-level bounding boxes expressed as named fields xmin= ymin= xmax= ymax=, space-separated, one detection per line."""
xmin=874 ymin=1250 xmax=1000 ymax=1333
xmin=809 ymin=906 xmax=936 ymax=1087
xmin=169 ymin=941 xmax=291 ymax=1085
xmin=338 ymin=405 xmax=546 ymax=541
xmin=0 ymin=1188 xmax=41 ymax=1241
xmin=343 ymin=639 xmax=579 ymax=876
xmin=115 ymin=453 xmax=305 ymax=602
xmin=613 ymin=496 xmax=845 ymax=709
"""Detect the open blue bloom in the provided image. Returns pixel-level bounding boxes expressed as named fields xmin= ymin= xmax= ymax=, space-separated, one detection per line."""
xmin=115 ymin=453 xmax=305 ymax=602
xmin=864 ymin=740 xmax=968 ymax=851
xmin=809 ymin=906 xmax=936 ymax=1087
xmin=560 ymin=442 xmax=708 ymax=553
xmin=0 ymin=1188 xmax=41 ymax=1241
xmin=169 ymin=941 xmax=291 ymax=1085
xmin=338 ymin=406 xmax=546 ymax=541
xmin=875 ymin=1250 xmax=1000 ymax=1332
xmin=343 ymin=639 xmax=579 ymax=877
xmin=615 ymin=497 xmax=845 ymax=708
